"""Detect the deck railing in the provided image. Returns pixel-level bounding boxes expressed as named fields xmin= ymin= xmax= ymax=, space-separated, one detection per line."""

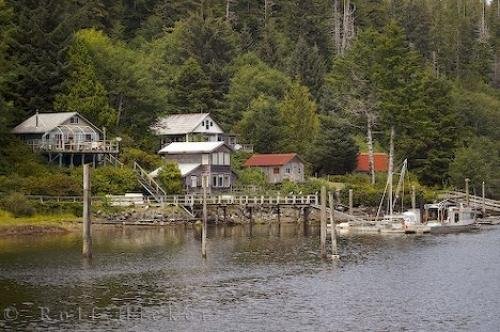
xmin=26 ymin=140 xmax=119 ymax=153
xmin=9 ymin=193 xmax=319 ymax=206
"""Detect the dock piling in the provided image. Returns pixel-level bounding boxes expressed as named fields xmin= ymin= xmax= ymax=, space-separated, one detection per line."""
xmin=348 ymin=189 xmax=353 ymax=216
xmin=411 ymin=185 xmax=416 ymax=210
xmin=82 ymin=164 xmax=92 ymax=258
xmin=202 ymin=174 xmax=208 ymax=259
xmin=482 ymin=181 xmax=486 ymax=217
xmin=329 ymin=192 xmax=339 ymax=260
xmin=465 ymin=178 xmax=470 ymax=206
xmin=320 ymin=186 xmax=327 ymax=259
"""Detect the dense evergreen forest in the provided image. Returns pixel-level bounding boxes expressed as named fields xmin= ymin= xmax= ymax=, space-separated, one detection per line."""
xmin=0 ymin=0 xmax=499 ymax=195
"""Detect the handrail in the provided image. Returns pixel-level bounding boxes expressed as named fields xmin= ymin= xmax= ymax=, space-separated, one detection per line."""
xmin=133 ymin=162 xmax=167 ymax=197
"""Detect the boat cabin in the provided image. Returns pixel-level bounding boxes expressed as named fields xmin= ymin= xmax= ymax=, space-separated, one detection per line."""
xmin=424 ymin=201 xmax=476 ymax=225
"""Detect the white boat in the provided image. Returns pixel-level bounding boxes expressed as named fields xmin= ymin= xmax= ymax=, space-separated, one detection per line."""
xmin=402 ymin=209 xmax=430 ymax=234
xmin=423 ymin=200 xmax=479 ymax=233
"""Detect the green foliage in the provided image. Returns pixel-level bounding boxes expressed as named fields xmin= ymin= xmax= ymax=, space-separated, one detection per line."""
xmin=54 ymin=33 xmax=116 ymax=127
xmin=120 ymin=147 xmax=163 ymax=170
xmin=279 ymin=82 xmax=319 ymax=156
xmin=288 ymin=36 xmax=326 ymax=98
xmin=449 ymin=138 xmax=500 ymax=197
xmin=0 ymin=192 xmax=35 ymax=217
xmin=91 ymin=166 xmax=138 ymax=195
xmin=157 ymin=162 xmax=183 ymax=194
xmin=172 ymin=57 xmax=212 ymax=113
xmin=224 ymin=53 xmax=291 ymax=128
xmin=236 ymin=168 xmax=267 ymax=188
xmin=238 ymin=95 xmax=282 ymax=153
xmin=307 ymin=115 xmax=359 ymax=175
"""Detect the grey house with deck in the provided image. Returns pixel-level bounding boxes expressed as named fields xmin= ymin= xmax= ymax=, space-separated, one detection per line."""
xmin=154 ymin=141 xmax=234 ymax=192
xmin=11 ymin=111 xmax=119 ymax=167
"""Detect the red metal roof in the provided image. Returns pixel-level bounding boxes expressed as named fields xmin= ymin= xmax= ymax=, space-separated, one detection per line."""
xmin=244 ymin=153 xmax=299 ymax=167
xmin=356 ymin=153 xmax=389 ymax=172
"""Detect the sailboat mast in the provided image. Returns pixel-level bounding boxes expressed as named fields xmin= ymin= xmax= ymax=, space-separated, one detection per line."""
xmin=388 ymin=127 xmax=395 ymax=220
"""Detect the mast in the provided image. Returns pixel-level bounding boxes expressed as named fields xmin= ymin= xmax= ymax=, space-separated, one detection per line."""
xmin=387 ymin=127 xmax=395 ymax=221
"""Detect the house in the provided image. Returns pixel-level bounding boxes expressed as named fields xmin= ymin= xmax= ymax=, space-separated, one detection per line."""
xmin=157 ymin=141 xmax=234 ymax=191
xmin=11 ymin=111 xmax=118 ymax=167
xmin=150 ymin=113 xmax=252 ymax=152
xmin=355 ymin=152 xmax=389 ymax=173
xmin=244 ymin=153 xmax=305 ymax=184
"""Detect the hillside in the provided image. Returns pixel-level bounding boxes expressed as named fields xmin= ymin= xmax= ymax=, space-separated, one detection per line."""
xmin=0 ymin=0 xmax=499 ymax=195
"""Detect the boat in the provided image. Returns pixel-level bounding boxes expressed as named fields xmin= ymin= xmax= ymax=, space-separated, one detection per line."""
xmin=423 ymin=200 xmax=479 ymax=233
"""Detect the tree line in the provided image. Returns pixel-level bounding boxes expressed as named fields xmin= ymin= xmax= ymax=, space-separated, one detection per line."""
xmin=0 ymin=0 xmax=498 ymax=193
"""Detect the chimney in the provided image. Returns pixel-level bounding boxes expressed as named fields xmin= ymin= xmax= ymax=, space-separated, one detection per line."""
xmin=35 ymin=109 xmax=39 ymax=127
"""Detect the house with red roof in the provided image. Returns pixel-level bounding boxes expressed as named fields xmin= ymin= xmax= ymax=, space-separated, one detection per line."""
xmin=355 ymin=152 xmax=389 ymax=173
xmin=244 ymin=153 xmax=305 ymax=184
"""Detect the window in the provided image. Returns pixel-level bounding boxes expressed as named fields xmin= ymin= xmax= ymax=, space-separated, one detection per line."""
xmin=454 ymin=213 xmax=459 ymax=223
xmin=70 ymin=117 xmax=79 ymax=124
xmin=201 ymin=121 xmax=204 ymax=126
xmin=202 ymin=154 xmax=209 ymax=165
xmin=224 ymin=175 xmax=230 ymax=187
xmin=85 ymin=134 xmax=92 ymax=141
xmin=285 ymin=168 xmax=291 ymax=174
xmin=218 ymin=152 xmax=224 ymax=165
xmin=273 ymin=167 xmax=280 ymax=174
xmin=212 ymin=153 xmax=218 ymax=165
xmin=206 ymin=122 xmax=209 ymax=129
xmin=210 ymin=121 xmax=213 ymax=127
xmin=223 ymin=153 xmax=230 ymax=165
xmin=218 ymin=175 xmax=223 ymax=187
xmin=212 ymin=175 xmax=217 ymax=187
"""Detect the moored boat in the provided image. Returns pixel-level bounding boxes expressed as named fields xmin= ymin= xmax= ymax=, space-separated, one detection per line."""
xmin=423 ymin=200 xmax=479 ymax=233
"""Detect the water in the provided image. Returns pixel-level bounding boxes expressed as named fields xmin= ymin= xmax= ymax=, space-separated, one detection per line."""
xmin=0 ymin=224 xmax=499 ymax=331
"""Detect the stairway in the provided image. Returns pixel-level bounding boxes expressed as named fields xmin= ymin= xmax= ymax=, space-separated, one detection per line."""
xmin=440 ymin=191 xmax=500 ymax=213
xmin=133 ymin=162 xmax=167 ymax=203
xmin=104 ymin=154 xmax=167 ymax=203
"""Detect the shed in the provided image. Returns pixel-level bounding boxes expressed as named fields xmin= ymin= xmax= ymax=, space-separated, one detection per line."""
xmin=355 ymin=153 xmax=389 ymax=173
xmin=244 ymin=153 xmax=305 ymax=184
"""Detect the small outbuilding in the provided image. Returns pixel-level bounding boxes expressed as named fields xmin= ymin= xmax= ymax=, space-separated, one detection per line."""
xmin=355 ymin=152 xmax=389 ymax=173
xmin=244 ymin=153 xmax=305 ymax=184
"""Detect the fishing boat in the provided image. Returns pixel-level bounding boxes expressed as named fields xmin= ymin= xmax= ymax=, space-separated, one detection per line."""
xmin=423 ymin=200 xmax=479 ymax=233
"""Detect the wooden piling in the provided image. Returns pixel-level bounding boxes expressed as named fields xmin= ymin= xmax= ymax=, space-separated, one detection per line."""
xmin=482 ymin=181 xmax=486 ymax=217
xmin=329 ymin=192 xmax=339 ymax=259
xmin=202 ymin=174 xmax=208 ymax=258
xmin=348 ymin=189 xmax=353 ymax=216
xmin=320 ymin=186 xmax=327 ymax=259
xmin=465 ymin=178 xmax=470 ymax=206
xmin=82 ymin=164 xmax=92 ymax=258
xmin=411 ymin=185 xmax=416 ymax=210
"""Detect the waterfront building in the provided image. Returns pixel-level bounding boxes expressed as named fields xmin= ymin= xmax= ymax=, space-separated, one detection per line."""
xmin=244 ymin=153 xmax=305 ymax=184
xmin=11 ymin=111 xmax=118 ymax=167
xmin=156 ymin=141 xmax=234 ymax=191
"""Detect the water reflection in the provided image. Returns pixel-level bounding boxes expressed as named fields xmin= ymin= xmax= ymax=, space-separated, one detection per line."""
xmin=0 ymin=224 xmax=499 ymax=331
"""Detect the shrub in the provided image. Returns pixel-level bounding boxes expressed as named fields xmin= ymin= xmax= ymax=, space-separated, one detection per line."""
xmin=0 ymin=192 xmax=36 ymax=217
xmin=91 ymin=166 xmax=138 ymax=194
xmin=120 ymin=147 xmax=163 ymax=170
xmin=236 ymin=168 xmax=267 ymax=188
xmin=157 ymin=162 xmax=183 ymax=194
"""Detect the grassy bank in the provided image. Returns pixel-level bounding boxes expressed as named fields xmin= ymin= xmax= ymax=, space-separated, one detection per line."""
xmin=0 ymin=210 xmax=79 ymax=236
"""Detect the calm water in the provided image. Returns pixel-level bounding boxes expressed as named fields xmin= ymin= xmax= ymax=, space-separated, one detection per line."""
xmin=0 ymin=223 xmax=499 ymax=331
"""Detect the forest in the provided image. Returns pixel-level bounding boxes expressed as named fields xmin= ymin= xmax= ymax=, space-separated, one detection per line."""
xmin=0 ymin=0 xmax=499 ymax=198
